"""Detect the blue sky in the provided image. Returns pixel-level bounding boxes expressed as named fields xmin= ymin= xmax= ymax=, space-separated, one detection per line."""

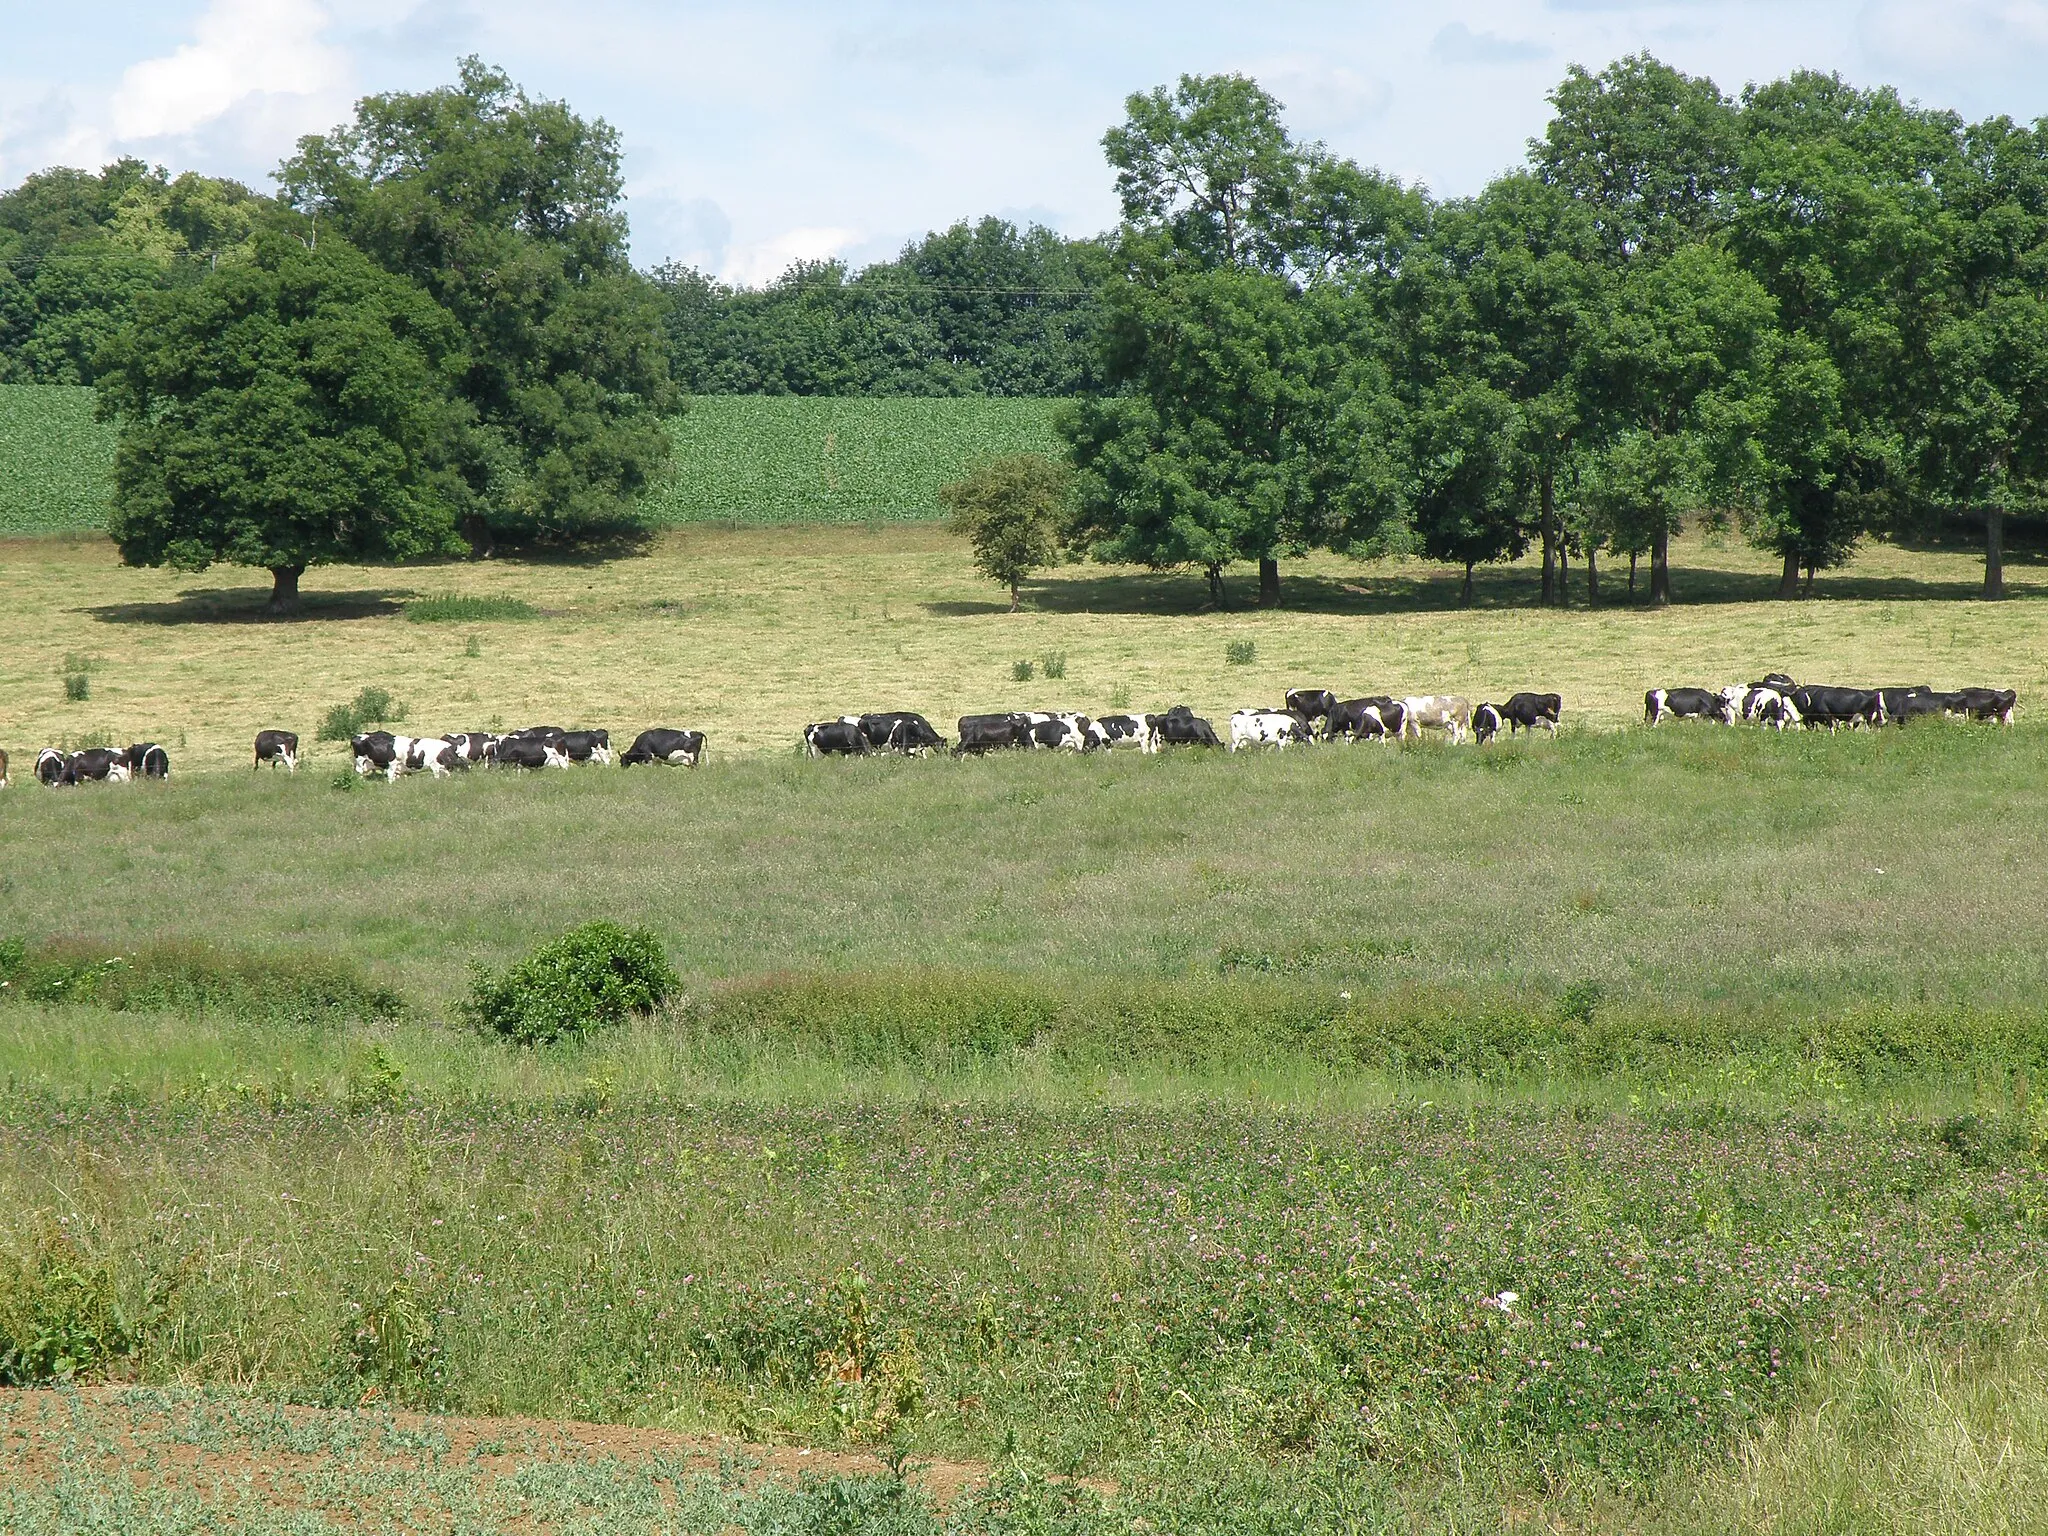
xmin=5 ymin=2 xmax=2048 ymax=284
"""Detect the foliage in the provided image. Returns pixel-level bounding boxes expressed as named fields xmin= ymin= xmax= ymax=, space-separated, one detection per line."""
xmin=95 ymin=233 xmax=468 ymax=610
xmin=0 ymin=1231 xmax=154 ymax=1387
xmin=405 ymin=593 xmax=538 ymax=623
xmin=61 ymin=671 xmax=87 ymax=702
xmin=461 ymin=920 xmax=679 ymax=1045
xmin=316 ymin=685 xmax=406 ymax=741
xmin=279 ymin=59 xmax=675 ymax=553
xmin=939 ymin=453 xmax=1069 ymax=610
xmin=1224 ymin=638 xmax=1256 ymax=665
xmin=1010 ymin=659 xmax=1034 ymax=682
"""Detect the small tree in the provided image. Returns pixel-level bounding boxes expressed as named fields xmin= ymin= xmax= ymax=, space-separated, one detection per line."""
xmin=96 ymin=233 xmax=466 ymax=612
xmin=939 ymin=454 xmax=1068 ymax=611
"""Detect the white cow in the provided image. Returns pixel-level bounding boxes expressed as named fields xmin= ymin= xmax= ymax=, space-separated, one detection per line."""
xmin=1402 ymin=695 xmax=1471 ymax=745
xmin=1230 ymin=709 xmax=1311 ymax=750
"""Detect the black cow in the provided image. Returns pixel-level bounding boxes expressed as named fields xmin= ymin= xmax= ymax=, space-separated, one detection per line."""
xmin=254 ymin=730 xmax=299 ymax=772
xmin=1149 ymin=706 xmax=1221 ymax=748
xmin=34 ymin=748 xmax=68 ymax=786
xmin=1471 ymin=703 xmax=1504 ymax=744
xmin=1503 ymin=692 xmax=1562 ymax=736
xmin=855 ymin=712 xmax=945 ymax=755
xmin=1752 ymin=673 xmax=1799 ymax=693
xmin=560 ymin=729 xmax=612 ymax=765
xmin=1324 ymin=698 xmax=1391 ymax=742
xmin=66 ymin=747 xmax=130 ymax=783
xmin=1645 ymin=688 xmax=1731 ymax=725
xmin=1943 ymin=687 xmax=2017 ymax=724
xmin=1791 ymin=687 xmax=1885 ymax=730
xmin=1283 ymin=689 xmax=1338 ymax=731
xmin=955 ymin=713 xmax=1030 ymax=754
xmin=124 ymin=743 xmax=170 ymax=779
xmin=489 ymin=736 xmax=566 ymax=770
xmin=804 ymin=720 xmax=870 ymax=757
xmin=1878 ymin=686 xmax=1938 ymax=724
xmin=509 ymin=725 xmax=567 ymax=746
xmin=621 ymin=728 xmax=707 ymax=767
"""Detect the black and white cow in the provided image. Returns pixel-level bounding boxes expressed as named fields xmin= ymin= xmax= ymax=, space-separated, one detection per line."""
xmin=1229 ymin=709 xmax=1311 ymax=750
xmin=124 ymin=743 xmax=170 ymax=779
xmin=406 ymin=736 xmax=462 ymax=777
xmin=1503 ymin=692 xmax=1561 ymax=736
xmin=508 ymin=725 xmax=568 ymax=747
xmin=445 ymin=732 xmax=498 ymax=763
xmin=1096 ymin=713 xmax=1157 ymax=752
xmin=0 ymin=747 xmax=8 ymax=788
xmin=65 ymin=747 xmax=130 ymax=784
xmin=351 ymin=731 xmax=411 ymax=780
xmin=1025 ymin=713 xmax=1099 ymax=751
xmin=955 ymin=713 xmax=1031 ymax=754
xmin=489 ymin=735 xmax=569 ymax=769
xmin=1324 ymin=698 xmax=1391 ymax=742
xmin=1283 ymin=689 xmax=1338 ymax=733
xmin=254 ymin=729 xmax=299 ymax=772
xmin=1148 ymin=707 xmax=1222 ymax=749
xmin=34 ymin=747 xmax=68 ymax=786
xmin=853 ymin=712 xmax=945 ymax=755
xmin=1645 ymin=688 xmax=1733 ymax=725
xmin=804 ymin=719 xmax=871 ymax=757
xmin=621 ymin=728 xmax=707 ymax=766
xmin=1471 ymin=703 xmax=1503 ymax=744
xmin=1791 ymin=687 xmax=1885 ymax=730
xmin=1942 ymin=687 xmax=2017 ymax=724
xmin=1883 ymin=689 xmax=1945 ymax=725
xmin=560 ymin=729 xmax=612 ymax=765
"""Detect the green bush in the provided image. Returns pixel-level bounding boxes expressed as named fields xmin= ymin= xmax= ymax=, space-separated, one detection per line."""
xmin=62 ymin=672 xmax=89 ymax=702
xmin=462 ymin=921 xmax=679 ymax=1045
xmin=317 ymin=686 xmax=406 ymax=741
xmin=1038 ymin=650 xmax=1067 ymax=680
xmin=1010 ymin=659 xmax=1035 ymax=682
xmin=0 ymin=1231 xmax=158 ymax=1386
xmin=406 ymin=593 xmax=539 ymax=623
xmin=0 ymin=936 xmax=402 ymax=1025
xmin=1225 ymin=639 xmax=1257 ymax=666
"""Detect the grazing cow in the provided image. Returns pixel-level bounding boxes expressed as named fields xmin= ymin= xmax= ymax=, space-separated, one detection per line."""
xmin=1097 ymin=713 xmax=1157 ymax=752
xmin=0 ymin=747 xmax=7 ymax=788
xmin=955 ymin=713 xmax=1031 ymax=754
xmin=66 ymin=748 xmax=131 ymax=784
xmin=1149 ymin=707 xmax=1222 ymax=749
xmin=1791 ymin=686 xmax=1885 ymax=730
xmin=1471 ymin=703 xmax=1503 ymax=744
xmin=1877 ymin=686 xmax=1937 ymax=724
xmin=1402 ymin=695 xmax=1471 ymax=744
xmin=560 ymin=729 xmax=612 ymax=765
xmin=35 ymin=747 xmax=67 ymax=786
xmin=124 ymin=743 xmax=170 ymax=779
xmin=508 ymin=725 xmax=567 ymax=746
xmin=254 ymin=729 xmax=299 ymax=772
xmin=1022 ymin=713 xmax=1094 ymax=751
xmin=405 ymin=737 xmax=461 ymax=777
xmin=444 ymin=732 xmax=497 ymax=763
xmin=804 ymin=719 xmax=871 ymax=757
xmin=1283 ymin=689 xmax=1338 ymax=732
xmin=1230 ymin=709 xmax=1311 ymax=750
xmin=1502 ymin=692 xmax=1560 ymax=737
xmin=1645 ymin=688 xmax=1732 ymax=726
xmin=1324 ymin=698 xmax=1391 ymax=742
xmin=489 ymin=736 xmax=569 ymax=770
xmin=1943 ymin=687 xmax=2017 ymax=724
xmin=621 ymin=728 xmax=707 ymax=767
xmin=852 ymin=712 xmax=945 ymax=755
xmin=351 ymin=731 xmax=410 ymax=781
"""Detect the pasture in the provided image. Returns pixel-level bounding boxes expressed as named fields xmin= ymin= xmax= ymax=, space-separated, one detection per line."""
xmin=6 ymin=522 xmax=2048 ymax=1532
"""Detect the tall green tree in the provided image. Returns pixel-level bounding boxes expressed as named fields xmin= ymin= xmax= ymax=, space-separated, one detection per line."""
xmin=279 ymin=59 xmax=674 ymax=553
xmin=95 ymin=234 xmax=466 ymax=611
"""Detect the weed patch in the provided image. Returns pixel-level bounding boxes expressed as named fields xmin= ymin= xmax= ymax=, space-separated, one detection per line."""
xmin=316 ymin=686 xmax=407 ymax=742
xmin=406 ymin=593 xmax=539 ymax=623
xmin=0 ymin=936 xmax=402 ymax=1025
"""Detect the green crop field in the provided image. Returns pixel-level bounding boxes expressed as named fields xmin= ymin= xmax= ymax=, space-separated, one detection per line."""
xmin=0 ymin=385 xmax=1062 ymax=534
xmin=5 ymin=524 xmax=2048 ymax=1531
xmin=0 ymin=384 xmax=119 ymax=535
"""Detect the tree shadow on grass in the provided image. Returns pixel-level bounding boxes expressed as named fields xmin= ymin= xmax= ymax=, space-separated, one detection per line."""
xmin=81 ymin=587 xmax=417 ymax=625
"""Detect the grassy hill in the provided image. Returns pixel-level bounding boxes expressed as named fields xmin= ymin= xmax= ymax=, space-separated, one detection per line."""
xmin=0 ymin=385 xmax=1062 ymax=533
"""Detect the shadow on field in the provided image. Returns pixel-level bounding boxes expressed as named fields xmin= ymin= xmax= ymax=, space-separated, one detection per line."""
xmin=82 ymin=587 xmax=416 ymax=625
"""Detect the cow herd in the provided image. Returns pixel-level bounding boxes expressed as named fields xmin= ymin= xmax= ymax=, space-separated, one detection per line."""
xmin=8 ymin=673 xmax=2017 ymax=790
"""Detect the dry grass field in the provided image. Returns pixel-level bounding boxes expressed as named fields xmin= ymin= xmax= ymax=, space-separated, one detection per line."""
xmin=1 ymin=524 xmax=2042 ymax=772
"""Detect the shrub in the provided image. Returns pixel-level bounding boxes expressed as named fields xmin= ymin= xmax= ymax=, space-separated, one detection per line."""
xmin=1038 ymin=650 xmax=1067 ymax=680
xmin=1225 ymin=639 xmax=1257 ymax=666
xmin=0 ymin=1231 xmax=159 ymax=1386
xmin=62 ymin=672 xmax=89 ymax=702
xmin=317 ymin=686 xmax=407 ymax=741
xmin=1108 ymin=682 xmax=1132 ymax=710
xmin=1010 ymin=659 xmax=1035 ymax=682
xmin=462 ymin=921 xmax=678 ymax=1045
xmin=406 ymin=593 xmax=539 ymax=623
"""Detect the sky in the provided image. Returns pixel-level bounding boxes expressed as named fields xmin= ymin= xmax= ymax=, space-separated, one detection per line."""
xmin=5 ymin=1 xmax=2048 ymax=286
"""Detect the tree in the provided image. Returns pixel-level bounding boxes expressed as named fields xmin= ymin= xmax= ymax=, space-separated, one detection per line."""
xmin=279 ymin=59 xmax=674 ymax=553
xmin=1405 ymin=379 xmax=1530 ymax=603
xmin=95 ymin=234 xmax=466 ymax=612
xmin=939 ymin=454 xmax=1069 ymax=610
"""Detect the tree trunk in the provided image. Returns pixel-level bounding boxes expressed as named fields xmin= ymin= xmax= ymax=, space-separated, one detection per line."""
xmin=1803 ymin=561 xmax=1816 ymax=598
xmin=1206 ymin=562 xmax=1227 ymax=610
xmin=1650 ymin=528 xmax=1671 ymax=605
xmin=1461 ymin=560 xmax=1475 ymax=606
xmin=1539 ymin=471 xmax=1557 ymax=606
xmin=1559 ymin=540 xmax=1571 ymax=608
xmin=1257 ymin=556 xmax=1280 ymax=608
xmin=1986 ymin=506 xmax=2006 ymax=600
xmin=461 ymin=515 xmax=495 ymax=560
xmin=1628 ymin=551 xmax=1637 ymax=597
xmin=267 ymin=565 xmax=303 ymax=615
xmin=1777 ymin=548 xmax=1801 ymax=599
xmin=1586 ymin=545 xmax=1600 ymax=606
xmin=1009 ymin=577 xmax=1020 ymax=613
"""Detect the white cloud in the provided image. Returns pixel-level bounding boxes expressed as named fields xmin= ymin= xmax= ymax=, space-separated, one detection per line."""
xmin=1431 ymin=22 xmax=1551 ymax=65
xmin=1261 ymin=61 xmax=1394 ymax=131
xmin=721 ymin=225 xmax=861 ymax=288
xmin=1859 ymin=0 xmax=2048 ymax=76
xmin=111 ymin=0 xmax=348 ymax=149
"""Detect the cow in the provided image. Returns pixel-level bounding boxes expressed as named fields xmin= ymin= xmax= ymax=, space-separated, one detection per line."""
xmin=254 ymin=730 xmax=299 ymax=772
xmin=1324 ymin=698 xmax=1391 ymax=742
xmin=955 ymin=713 xmax=1031 ymax=754
xmin=1471 ymin=703 xmax=1503 ymax=744
xmin=1942 ymin=687 xmax=2017 ymax=724
xmin=1645 ymin=688 xmax=1733 ymax=726
xmin=1149 ymin=707 xmax=1222 ymax=749
xmin=560 ymin=729 xmax=612 ymax=765
xmin=0 ymin=747 xmax=7 ymax=788
xmin=1024 ymin=713 xmax=1097 ymax=751
xmin=405 ymin=737 xmax=462 ymax=778
xmin=1884 ymin=690 xmax=1946 ymax=725
xmin=1502 ymin=692 xmax=1561 ymax=737
xmin=35 ymin=748 xmax=68 ymax=786
xmin=1791 ymin=686 xmax=1885 ymax=731
xmin=621 ymin=728 xmax=706 ymax=767
xmin=1403 ymin=695 xmax=1471 ymax=745
xmin=1230 ymin=709 xmax=1311 ymax=750
xmin=804 ymin=719 xmax=871 ymax=757
xmin=1097 ymin=713 xmax=1157 ymax=752
xmin=445 ymin=732 xmax=498 ymax=764
xmin=489 ymin=736 xmax=569 ymax=770
xmin=351 ymin=731 xmax=411 ymax=781
xmin=1283 ymin=689 xmax=1338 ymax=733
xmin=124 ymin=743 xmax=170 ymax=780
xmin=508 ymin=725 xmax=567 ymax=747
xmin=66 ymin=748 xmax=131 ymax=784
xmin=851 ymin=712 xmax=945 ymax=755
